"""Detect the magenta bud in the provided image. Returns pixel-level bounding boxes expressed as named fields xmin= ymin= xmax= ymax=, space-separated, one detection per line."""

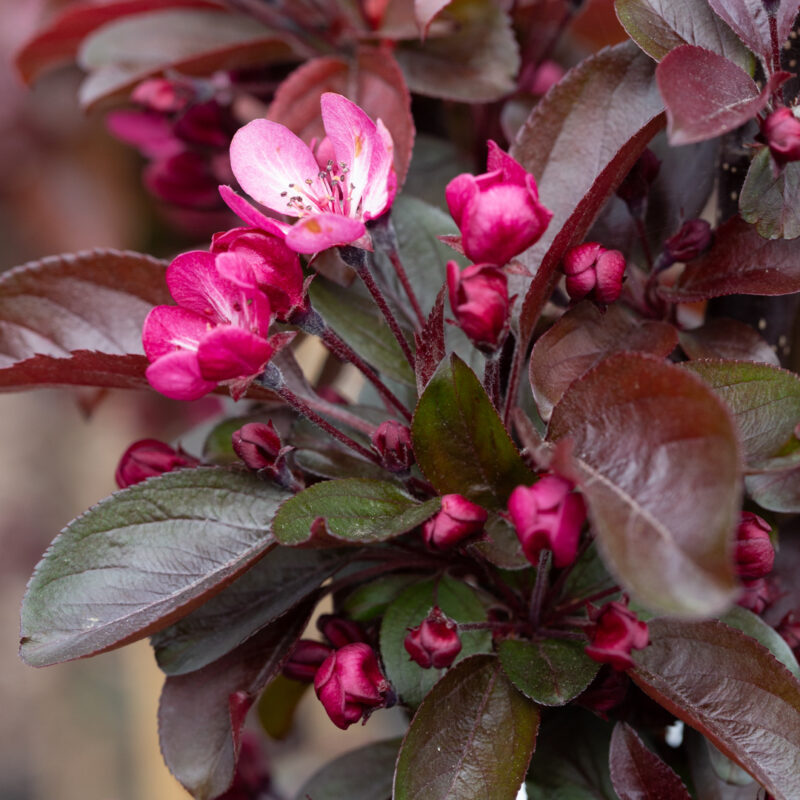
xmin=524 ymin=59 xmax=565 ymax=96
xmin=508 ymin=474 xmax=586 ymax=568
xmin=737 ymin=577 xmax=774 ymax=615
xmin=371 ymin=420 xmax=414 ymax=472
xmin=734 ymin=511 xmax=774 ymax=579
xmin=314 ymin=643 xmax=391 ymax=729
xmin=232 ymin=422 xmax=290 ymax=478
xmin=144 ymin=150 xmax=223 ymax=210
xmin=585 ymin=598 xmax=649 ymax=671
xmin=282 ymin=640 xmax=333 ymax=683
xmin=763 ymin=108 xmax=800 ymax=166
xmin=447 ymin=261 xmax=510 ymax=352
xmin=404 ymin=607 xmax=462 ymax=669
xmin=317 ymin=615 xmax=366 ymax=648
xmin=115 ymin=439 xmax=199 ymax=489
xmin=422 ymin=494 xmax=488 ymax=550
xmin=777 ymin=611 xmax=800 ymax=656
xmin=664 ymin=219 xmax=712 ymax=263
xmin=131 ymin=77 xmax=195 ymax=113
xmin=563 ymin=243 xmax=626 ymax=304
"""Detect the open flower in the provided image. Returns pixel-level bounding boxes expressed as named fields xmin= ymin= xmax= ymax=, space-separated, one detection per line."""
xmin=143 ymin=250 xmax=282 ymax=401
xmin=225 ymin=93 xmax=396 ymax=253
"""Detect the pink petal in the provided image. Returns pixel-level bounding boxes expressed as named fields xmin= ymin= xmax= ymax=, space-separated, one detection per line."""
xmin=363 ymin=118 xmax=396 ymax=218
xmin=486 ymin=140 xmax=527 ymax=186
xmin=229 ymin=119 xmax=325 ymax=217
xmin=445 ymin=173 xmax=478 ymax=230
xmin=146 ymin=350 xmax=216 ymax=401
xmin=142 ymin=305 xmax=208 ymax=361
xmin=218 ymin=185 xmax=290 ymax=237
xmin=285 ymin=213 xmax=366 ymax=254
xmin=196 ymin=326 xmax=273 ymax=382
xmin=106 ymin=110 xmax=181 ymax=159
xmin=167 ymin=251 xmax=238 ymax=322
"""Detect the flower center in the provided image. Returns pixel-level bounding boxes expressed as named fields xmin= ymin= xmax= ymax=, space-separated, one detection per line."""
xmin=279 ymin=159 xmax=357 ymax=219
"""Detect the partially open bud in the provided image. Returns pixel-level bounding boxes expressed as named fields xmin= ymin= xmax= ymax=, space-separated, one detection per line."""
xmin=282 ymin=639 xmax=333 ymax=682
xmin=232 ymin=422 xmax=291 ymax=480
xmin=585 ymin=598 xmax=649 ymax=670
xmin=734 ymin=511 xmax=774 ymax=579
xmin=447 ymin=262 xmax=510 ymax=352
xmin=563 ymin=243 xmax=626 ymax=304
xmin=314 ymin=643 xmax=392 ymax=729
xmin=371 ymin=420 xmax=414 ymax=472
xmin=404 ymin=607 xmax=462 ymax=669
xmin=422 ymin=494 xmax=488 ymax=550
xmin=317 ymin=615 xmax=366 ymax=648
xmin=508 ymin=475 xmax=586 ymax=568
xmin=763 ymin=108 xmax=800 ymax=167
xmin=132 ymin=77 xmax=195 ymax=113
xmin=663 ymin=219 xmax=712 ymax=264
xmin=115 ymin=439 xmax=199 ymax=489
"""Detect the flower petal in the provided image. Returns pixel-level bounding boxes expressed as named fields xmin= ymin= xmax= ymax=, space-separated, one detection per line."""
xmin=167 ymin=250 xmax=245 ymax=325
xmin=145 ymin=350 xmax=216 ymax=401
xmin=229 ymin=119 xmax=325 ymax=217
xmin=142 ymin=305 xmax=208 ymax=361
xmin=196 ymin=326 xmax=272 ymax=382
xmin=218 ymin=185 xmax=290 ymax=237
xmin=285 ymin=213 xmax=366 ymax=254
xmin=486 ymin=140 xmax=527 ymax=186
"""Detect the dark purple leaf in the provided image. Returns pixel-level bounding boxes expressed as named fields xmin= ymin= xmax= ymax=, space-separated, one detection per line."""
xmin=412 ymin=354 xmax=535 ymax=510
xmin=739 ymin=148 xmax=800 ymax=241
xmin=657 ymin=45 xmax=773 ymax=146
xmin=679 ymin=318 xmax=780 ymax=365
xmin=511 ymin=42 xmax=665 ymax=343
xmin=415 ymin=287 xmax=446 ymax=395
xmin=529 ymin=303 xmax=677 ymax=421
xmin=609 ymin=722 xmax=691 ymax=800
xmin=668 ymin=215 xmax=800 ymax=300
xmin=548 ymin=353 xmax=741 ymax=616
xmin=394 ymin=655 xmax=539 ymax=800
xmin=20 ymin=468 xmax=288 ymax=667
xmin=631 ymin=618 xmax=800 ymax=800
xmin=158 ymin=606 xmax=309 ymax=800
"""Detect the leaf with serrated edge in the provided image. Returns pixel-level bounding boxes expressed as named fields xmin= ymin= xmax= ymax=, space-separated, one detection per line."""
xmin=548 ymin=353 xmax=741 ymax=616
xmin=631 ymin=618 xmax=800 ymax=800
xmin=20 ymin=468 xmax=288 ymax=667
xmin=740 ymin=148 xmax=800 ymax=241
xmin=679 ymin=318 xmax=780 ymax=366
xmin=394 ymin=655 xmax=539 ymax=800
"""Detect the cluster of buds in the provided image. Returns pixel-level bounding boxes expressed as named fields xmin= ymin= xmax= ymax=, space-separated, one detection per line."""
xmin=734 ymin=512 xmax=776 ymax=614
xmin=444 ymin=141 xmax=551 ymax=351
xmin=762 ymin=107 xmax=800 ymax=167
xmin=662 ymin=219 xmax=712 ymax=265
xmin=404 ymin=607 xmax=462 ymax=669
xmin=422 ymin=494 xmax=488 ymax=550
xmin=562 ymin=242 xmax=626 ymax=305
xmin=115 ymin=439 xmax=199 ymax=489
xmin=585 ymin=597 xmax=650 ymax=671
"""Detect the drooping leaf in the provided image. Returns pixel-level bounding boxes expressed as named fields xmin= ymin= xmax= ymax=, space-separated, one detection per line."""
xmin=686 ymin=729 xmax=762 ymax=800
xmin=511 ymin=42 xmax=665 ymax=343
xmin=679 ymin=318 xmax=780 ymax=366
xmin=721 ymin=606 xmax=800 ymax=679
xmin=292 ymin=446 xmax=389 ymax=481
xmin=395 ymin=0 xmax=519 ymax=102
xmin=548 ymin=353 xmax=741 ymax=616
xmin=609 ymin=722 xmax=691 ymax=800
xmin=394 ymin=655 xmax=539 ymax=800
xmin=529 ymin=303 xmax=677 ymax=421
xmin=656 ymin=45 xmax=773 ymax=146
xmin=615 ymin=0 xmax=753 ymax=69
xmin=739 ymin=148 xmax=800 ymax=241
xmin=272 ymin=478 xmax=440 ymax=546
xmin=631 ymin=618 xmax=800 ymax=800
xmin=499 ymin=638 xmax=600 ymax=706
xmin=151 ymin=546 xmax=347 ymax=675
xmin=668 ymin=215 xmax=800 ymax=301
xmin=295 ymin=738 xmax=402 ymax=800
xmin=682 ymin=360 xmax=800 ymax=467
xmin=20 ymin=468 xmax=288 ymax=667
xmin=412 ymin=354 xmax=535 ymax=510
xmin=267 ymin=47 xmax=415 ymax=184
xmin=158 ymin=607 xmax=309 ymax=800
xmin=380 ymin=576 xmax=490 ymax=707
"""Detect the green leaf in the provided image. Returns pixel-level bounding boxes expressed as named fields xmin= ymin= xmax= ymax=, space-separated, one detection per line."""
xmin=380 ymin=575 xmax=491 ymax=707
xmin=295 ymin=738 xmax=401 ymax=800
xmin=394 ymin=655 xmax=539 ymax=800
xmin=548 ymin=353 xmax=741 ymax=616
xmin=468 ymin=514 xmax=529 ymax=570
xmin=20 ymin=468 xmax=288 ymax=667
xmin=721 ymin=606 xmax=800 ymax=679
xmin=151 ymin=546 xmax=347 ymax=675
xmin=272 ymin=478 xmax=440 ymax=546
xmin=631 ymin=618 xmax=800 ymax=800
xmin=257 ymin=675 xmax=309 ymax=741
xmin=683 ymin=360 xmax=800 ymax=467
xmin=498 ymin=638 xmax=600 ymax=706
xmin=615 ymin=0 xmax=753 ymax=70
xmin=560 ymin=541 xmax=618 ymax=605
xmin=292 ymin=446 xmax=390 ymax=481
xmin=202 ymin=416 xmax=255 ymax=465
xmin=412 ymin=354 xmax=535 ymax=509
xmin=740 ymin=149 xmax=800 ymax=241
xmin=341 ymin=573 xmax=423 ymax=622
xmin=746 ymin=464 xmax=800 ymax=512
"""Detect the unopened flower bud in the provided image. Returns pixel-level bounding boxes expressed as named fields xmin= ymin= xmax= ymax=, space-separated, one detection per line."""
xmin=447 ymin=262 xmax=509 ymax=352
xmin=131 ymin=77 xmax=195 ymax=113
xmin=371 ymin=420 xmax=414 ymax=472
xmin=585 ymin=598 xmax=649 ymax=670
xmin=404 ymin=607 xmax=462 ymax=669
xmin=664 ymin=219 xmax=712 ymax=263
xmin=577 ymin=667 xmax=629 ymax=719
xmin=115 ymin=439 xmax=199 ymax=489
xmin=763 ymin=108 xmax=800 ymax=166
xmin=282 ymin=639 xmax=333 ymax=682
xmin=422 ymin=494 xmax=488 ymax=550
xmin=616 ymin=149 xmax=660 ymax=216
xmin=563 ymin=243 xmax=626 ymax=304
xmin=777 ymin=611 xmax=800 ymax=656
xmin=232 ymin=422 xmax=291 ymax=479
xmin=314 ymin=643 xmax=391 ymax=729
xmin=737 ymin=577 xmax=774 ymax=614
xmin=734 ymin=511 xmax=774 ymax=579
xmin=317 ymin=615 xmax=366 ymax=648
xmin=508 ymin=474 xmax=586 ymax=568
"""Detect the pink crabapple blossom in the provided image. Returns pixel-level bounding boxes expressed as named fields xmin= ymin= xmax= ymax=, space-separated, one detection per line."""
xmin=225 ymin=93 xmax=396 ymax=253
xmin=563 ymin=242 xmax=626 ymax=304
xmin=404 ymin=607 xmax=462 ymax=669
xmin=422 ymin=494 xmax=488 ymax=550
xmin=762 ymin=107 xmax=800 ymax=166
xmin=585 ymin=598 xmax=650 ymax=671
xmin=446 ymin=261 xmax=510 ymax=351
